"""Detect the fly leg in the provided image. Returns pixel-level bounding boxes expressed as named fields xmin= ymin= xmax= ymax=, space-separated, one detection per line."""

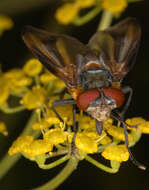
xmin=121 ymin=86 xmax=137 ymax=129
xmin=71 ymin=104 xmax=77 ymax=154
xmin=120 ymin=86 xmax=133 ymax=118
xmin=111 ymin=110 xmax=146 ymax=170
xmin=52 ymin=99 xmax=76 ymax=123
xmin=52 ymin=99 xmax=77 ymax=154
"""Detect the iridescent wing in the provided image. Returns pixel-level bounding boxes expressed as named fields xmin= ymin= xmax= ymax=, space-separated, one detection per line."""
xmin=88 ymin=18 xmax=141 ymax=82
xmin=22 ymin=26 xmax=89 ymax=88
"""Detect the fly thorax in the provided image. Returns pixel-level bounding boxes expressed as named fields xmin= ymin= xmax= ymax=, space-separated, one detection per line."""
xmin=80 ymin=68 xmax=112 ymax=90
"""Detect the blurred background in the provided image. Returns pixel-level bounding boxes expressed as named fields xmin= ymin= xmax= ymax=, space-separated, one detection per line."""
xmin=0 ymin=0 xmax=149 ymax=189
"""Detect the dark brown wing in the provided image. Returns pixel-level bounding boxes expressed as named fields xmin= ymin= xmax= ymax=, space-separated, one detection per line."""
xmin=88 ymin=18 xmax=141 ymax=82
xmin=22 ymin=26 xmax=89 ymax=88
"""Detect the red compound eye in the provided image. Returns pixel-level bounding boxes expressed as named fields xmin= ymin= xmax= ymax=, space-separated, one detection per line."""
xmin=76 ymin=89 xmax=100 ymax=110
xmin=103 ymin=88 xmax=125 ymax=107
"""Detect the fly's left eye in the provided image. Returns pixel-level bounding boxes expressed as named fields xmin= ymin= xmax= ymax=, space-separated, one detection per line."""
xmin=76 ymin=89 xmax=100 ymax=110
xmin=103 ymin=88 xmax=125 ymax=107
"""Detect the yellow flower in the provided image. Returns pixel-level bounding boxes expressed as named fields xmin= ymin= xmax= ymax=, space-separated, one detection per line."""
xmin=75 ymin=133 xmax=98 ymax=153
xmin=55 ymin=3 xmax=80 ymax=25
xmin=23 ymin=59 xmax=42 ymax=76
xmin=103 ymin=117 xmax=113 ymax=127
xmin=101 ymin=0 xmax=128 ymax=14
xmin=100 ymin=136 xmax=112 ymax=145
xmin=48 ymin=96 xmax=60 ymax=107
xmin=0 ymin=122 xmax=8 ymax=136
xmin=4 ymin=69 xmax=32 ymax=87
xmin=126 ymin=117 xmax=148 ymax=133
xmin=4 ymin=69 xmax=24 ymax=79
xmin=44 ymin=128 xmax=67 ymax=145
xmin=23 ymin=139 xmax=53 ymax=157
xmin=101 ymin=144 xmax=129 ymax=162
xmin=0 ymin=15 xmax=13 ymax=33
xmin=8 ymin=136 xmax=34 ymax=155
xmin=45 ymin=116 xmax=61 ymax=126
xmin=77 ymin=114 xmax=96 ymax=130
xmin=106 ymin=125 xmax=133 ymax=142
xmin=138 ymin=122 xmax=149 ymax=134
xmin=47 ymin=104 xmax=73 ymax=125
xmin=20 ymin=86 xmax=47 ymax=109
xmin=53 ymin=80 xmax=66 ymax=90
xmin=40 ymin=73 xmax=57 ymax=84
xmin=126 ymin=117 xmax=146 ymax=126
xmin=76 ymin=0 xmax=95 ymax=8
xmin=82 ymin=128 xmax=103 ymax=140
xmin=32 ymin=119 xmax=50 ymax=130
xmin=40 ymin=72 xmax=66 ymax=93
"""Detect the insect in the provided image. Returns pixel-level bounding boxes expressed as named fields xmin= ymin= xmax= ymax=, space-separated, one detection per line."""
xmin=22 ymin=18 xmax=145 ymax=170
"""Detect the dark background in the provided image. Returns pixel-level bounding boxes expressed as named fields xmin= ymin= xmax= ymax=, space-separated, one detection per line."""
xmin=0 ymin=0 xmax=149 ymax=189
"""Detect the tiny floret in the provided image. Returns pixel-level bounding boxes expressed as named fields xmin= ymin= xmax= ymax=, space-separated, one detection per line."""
xmin=106 ymin=125 xmax=133 ymax=142
xmin=102 ymin=145 xmax=129 ymax=162
xmin=40 ymin=73 xmax=57 ymax=84
xmin=8 ymin=136 xmax=34 ymax=155
xmin=75 ymin=133 xmax=98 ymax=153
xmin=138 ymin=122 xmax=149 ymax=134
xmin=23 ymin=139 xmax=52 ymax=157
xmin=32 ymin=120 xmax=50 ymax=130
xmin=100 ymin=136 xmax=112 ymax=145
xmin=126 ymin=117 xmax=146 ymax=126
xmin=20 ymin=86 xmax=47 ymax=109
xmin=55 ymin=3 xmax=80 ymax=25
xmin=44 ymin=128 xmax=67 ymax=145
xmin=23 ymin=59 xmax=42 ymax=76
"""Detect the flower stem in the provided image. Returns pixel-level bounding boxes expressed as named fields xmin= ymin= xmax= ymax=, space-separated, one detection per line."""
xmin=32 ymin=156 xmax=79 ymax=190
xmin=97 ymin=11 xmax=113 ymax=31
xmin=0 ymin=111 xmax=39 ymax=179
xmin=85 ymin=155 xmax=120 ymax=173
xmin=37 ymin=155 xmax=70 ymax=170
xmin=72 ymin=6 xmax=101 ymax=26
xmin=0 ymin=104 xmax=25 ymax=114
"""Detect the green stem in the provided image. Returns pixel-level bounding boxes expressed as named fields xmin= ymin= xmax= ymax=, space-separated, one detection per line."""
xmin=85 ymin=155 xmax=120 ymax=173
xmin=72 ymin=6 xmax=101 ymax=26
xmin=37 ymin=155 xmax=70 ymax=170
xmin=97 ymin=11 xmax=113 ymax=31
xmin=0 ymin=111 xmax=39 ymax=179
xmin=0 ymin=104 xmax=25 ymax=114
xmin=32 ymin=156 xmax=79 ymax=190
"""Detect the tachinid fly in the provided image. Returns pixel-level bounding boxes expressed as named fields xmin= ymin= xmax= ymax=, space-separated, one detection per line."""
xmin=22 ymin=18 xmax=146 ymax=170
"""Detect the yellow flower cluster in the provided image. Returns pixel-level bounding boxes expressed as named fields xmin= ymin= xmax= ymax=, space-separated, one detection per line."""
xmin=0 ymin=58 xmax=65 ymax=108
xmin=55 ymin=0 xmax=95 ymax=25
xmin=8 ymin=136 xmax=52 ymax=157
xmin=20 ymin=86 xmax=47 ymax=110
xmin=2 ymin=58 xmax=148 ymax=171
xmin=55 ymin=0 xmax=130 ymax=25
xmin=8 ymin=111 xmax=149 ymax=163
